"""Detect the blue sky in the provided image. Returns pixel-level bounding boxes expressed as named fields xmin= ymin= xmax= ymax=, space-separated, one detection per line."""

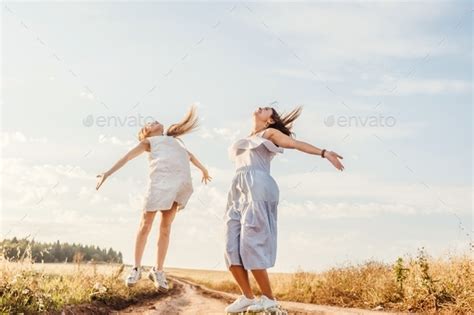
xmin=1 ymin=1 xmax=472 ymax=272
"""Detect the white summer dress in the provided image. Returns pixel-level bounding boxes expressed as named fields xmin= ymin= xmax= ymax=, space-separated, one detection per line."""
xmin=142 ymin=135 xmax=193 ymax=212
xmin=224 ymin=129 xmax=284 ymax=270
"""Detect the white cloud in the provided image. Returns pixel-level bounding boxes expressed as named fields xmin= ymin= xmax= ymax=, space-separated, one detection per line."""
xmin=355 ymin=78 xmax=471 ymax=96
xmin=98 ymin=134 xmax=135 ymax=146
xmin=198 ymin=126 xmax=242 ymax=142
xmin=198 ymin=126 xmax=215 ymax=139
xmin=286 ymin=230 xmax=359 ymax=252
xmin=287 ymin=107 xmax=425 ymax=144
xmin=1 ymin=158 xmax=94 ymax=210
xmin=277 ymin=170 xmax=472 ymax=217
xmin=80 ymin=91 xmax=95 ymax=100
xmin=274 ymin=68 xmax=342 ymax=82
xmin=2 ymin=156 xmax=470 ymax=271
xmin=281 ymin=200 xmax=421 ymax=219
xmin=1 ymin=131 xmax=48 ymax=147
xmin=239 ymin=2 xmax=460 ymax=61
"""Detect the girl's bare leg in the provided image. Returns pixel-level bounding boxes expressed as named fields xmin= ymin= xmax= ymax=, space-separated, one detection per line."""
xmin=134 ymin=211 xmax=157 ymax=267
xmin=156 ymin=202 xmax=178 ymax=270
xmin=251 ymin=269 xmax=274 ymax=299
xmin=229 ymin=265 xmax=255 ymax=298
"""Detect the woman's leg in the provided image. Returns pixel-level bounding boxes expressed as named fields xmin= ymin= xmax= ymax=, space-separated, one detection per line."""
xmin=229 ymin=265 xmax=255 ymax=298
xmin=156 ymin=202 xmax=178 ymax=270
xmin=251 ymin=269 xmax=274 ymax=299
xmin=134 ymin=211 xmax=157 ymax=267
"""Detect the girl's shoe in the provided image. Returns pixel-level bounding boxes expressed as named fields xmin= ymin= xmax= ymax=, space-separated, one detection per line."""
xmin=148 ymin=267 xmax=169 ymax=292
xmin=246 ymin=295 xmax=280 ymax=312
xmin=224 ymin=295 xmax=257 ymax=313
xmin=125 ymin=266 xmax=142 ymax=287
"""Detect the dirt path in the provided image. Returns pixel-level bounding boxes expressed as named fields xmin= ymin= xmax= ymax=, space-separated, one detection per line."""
xmin=117 ymin=277 xmax=407 ymax=315
xmin=118 ymin=278 xmax=227 ymax=315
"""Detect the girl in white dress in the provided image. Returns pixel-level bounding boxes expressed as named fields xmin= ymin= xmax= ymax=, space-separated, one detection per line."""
xmin=96 ymin=106 xmax=211 ymax=291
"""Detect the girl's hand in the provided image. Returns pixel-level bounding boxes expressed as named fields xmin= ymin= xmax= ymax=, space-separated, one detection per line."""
xmin=201 ymin=169 xmax=212 ymax=185
xmin=96 ymin=172 xmax=109 ymax=190
xmin=325 ymin=151 xmax=345 ymax=171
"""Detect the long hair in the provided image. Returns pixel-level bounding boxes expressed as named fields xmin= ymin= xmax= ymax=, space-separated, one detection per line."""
xmin=137 ymin=106 xmax=199 ymax=141
xmin=138 ymin=126 xmax=148 ymax=141
xmin=166 ymin=105 xmax=199 ymax=137
xmin=268 ymin=106 xmax=303 ymax=136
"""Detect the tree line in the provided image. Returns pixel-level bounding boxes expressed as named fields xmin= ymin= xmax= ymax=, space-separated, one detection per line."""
xmin=0 ymin=237 xmax=123 ymax=263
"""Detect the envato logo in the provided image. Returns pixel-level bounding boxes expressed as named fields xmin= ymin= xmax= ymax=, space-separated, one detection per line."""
xmin=324 ymin=114 xmax=396 ymax=128
xmin=82 ymin=114 xmax=155 ymax=128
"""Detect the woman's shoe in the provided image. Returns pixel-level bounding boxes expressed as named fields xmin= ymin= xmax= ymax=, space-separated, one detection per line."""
xmin=125 ymin=266 xmax=142 ymax=287
xmin=148 ymin=267 xmax=169 ymax=292
xmin=246 ymin=295 xmax=280 ymax=312
xmin=224 ymin=295 xmax=257 ymax=313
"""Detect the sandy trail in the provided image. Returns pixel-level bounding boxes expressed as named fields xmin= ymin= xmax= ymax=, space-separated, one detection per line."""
xmin=118 ymin=277 xmax=406 ymax=315
xmin=119 ymin=278 xmax=227 ymax=315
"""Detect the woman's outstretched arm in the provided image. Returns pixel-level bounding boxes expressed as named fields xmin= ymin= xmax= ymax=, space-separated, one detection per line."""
xmin=96 ymin=139 xmax=149 ymax=190
xmin=265 ymin=128 xmax=345 ymax=171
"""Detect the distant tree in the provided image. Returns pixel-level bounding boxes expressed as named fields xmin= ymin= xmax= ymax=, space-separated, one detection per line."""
xmin=0 ymin=238 xmax=123 ymax=263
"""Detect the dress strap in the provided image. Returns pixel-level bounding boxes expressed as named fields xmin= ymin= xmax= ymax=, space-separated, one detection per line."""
xmin=174 ymin=137 xmax=187 ymax=149
xmin=256 ymin=129 xmax=268 ymax=138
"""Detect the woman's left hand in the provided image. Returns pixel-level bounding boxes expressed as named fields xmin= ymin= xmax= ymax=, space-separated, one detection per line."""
xmin=96 ymin=172 xmax=109 ymax=190
xmin=325 ymin=151 xmax=345 ymax=171
xmin=201 ymin=169 xmax=212 ymax=184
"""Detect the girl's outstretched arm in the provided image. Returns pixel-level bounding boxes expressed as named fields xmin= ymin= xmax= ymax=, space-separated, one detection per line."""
xmin=265 ymin=128 xmax=345 ymax=171
xmin=96 ymin=139 xmax=149 ymax=190
xmin=187 ymin=151 xmax=212 ymax=184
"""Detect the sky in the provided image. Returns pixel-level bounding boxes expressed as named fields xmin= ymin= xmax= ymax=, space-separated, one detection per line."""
xmin=1 ymin=1 xmax=472 ymax=272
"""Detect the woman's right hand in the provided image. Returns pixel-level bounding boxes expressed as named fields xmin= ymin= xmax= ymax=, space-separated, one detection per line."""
xmin=325 ymin=151 xmax=345 ymax=171
xmin=96 ymin=172 xmax=109 ymax=190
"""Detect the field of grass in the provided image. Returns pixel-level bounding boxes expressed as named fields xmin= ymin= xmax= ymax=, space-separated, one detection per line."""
xmin=168 ymin=249 xmax=474 ymax=314
xmin=1 ymin=248 xmax=472 ymax=314
xmin=0 ymin=260 xmax=167 ymax=314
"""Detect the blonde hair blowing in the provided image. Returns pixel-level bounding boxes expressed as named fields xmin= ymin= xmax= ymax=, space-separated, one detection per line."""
xmin=138 ymin=126 xmax=149 ymax=141
xmin=137 ymin=106 xmax=199 ymax=141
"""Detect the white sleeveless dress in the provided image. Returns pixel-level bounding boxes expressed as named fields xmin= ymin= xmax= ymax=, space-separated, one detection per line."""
xmin=142 ymin=135 xmax=193 ymax=212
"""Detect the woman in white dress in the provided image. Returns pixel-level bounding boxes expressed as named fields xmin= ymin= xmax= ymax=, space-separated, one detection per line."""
xmin=223 ymin=106 xmax=344 ymax=313
xmin=96 ymin=106 xmax=211 ymax=291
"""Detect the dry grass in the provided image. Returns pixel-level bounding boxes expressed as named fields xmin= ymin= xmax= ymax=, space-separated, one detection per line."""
xmin=167 ymin=267 xmax=290 ymax=296
xmin=168 ymin=250 xmax=474 ymax=314
xmin=1 ymin=247 xmax=472 ymax=314
xmin=0 ymin=259 xmax=166 ymax=314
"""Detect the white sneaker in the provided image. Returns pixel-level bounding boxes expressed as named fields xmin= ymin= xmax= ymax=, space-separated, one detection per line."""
xmin=247 ymin=295 xmax=280 ymax=312
xmin=225 ymin=295 xmax=257 ymax=313
xmin=148 ymin=267 xmax=169 ymax=292
xmin=125 ymin=266 xmax=142 ymax=287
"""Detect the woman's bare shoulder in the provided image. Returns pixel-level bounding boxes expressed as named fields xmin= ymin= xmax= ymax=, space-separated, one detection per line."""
xmin=264 ymin=127 xmax=283 ymax=139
